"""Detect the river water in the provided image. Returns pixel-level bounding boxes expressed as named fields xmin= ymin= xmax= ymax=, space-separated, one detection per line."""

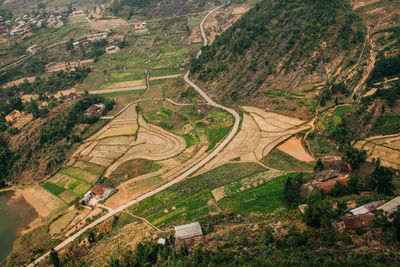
xmin=0 ymin=191 xmax=37 ymax=264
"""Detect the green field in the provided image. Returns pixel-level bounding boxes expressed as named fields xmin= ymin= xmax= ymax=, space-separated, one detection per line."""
xmin=41 ymin=182 xmax=66 ymax=196
xmin=262 ymin=149 xmax=314 ymax=171
xmin=150 ymin=68 xmax=185 ymax=77
xmin=61 ymin=167 xmax=100 ymax=184
xmin=128 ymin=162 xmax=267 ymax=218
xmin=218 ymin=174 xmax=290 ymax=215
xmin=143 ymin=105 xmax=234 ymax=149
xmin=130 ymin=166 xmax=291 ymax=227
xmin=206 ymin=127 xmax=231 ymax=152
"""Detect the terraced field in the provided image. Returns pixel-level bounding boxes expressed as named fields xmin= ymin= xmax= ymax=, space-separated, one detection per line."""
xmin=201 ymin=106 xmax=310 ymax=172
xmin=354 ymin=134 xmax=400 ymax=170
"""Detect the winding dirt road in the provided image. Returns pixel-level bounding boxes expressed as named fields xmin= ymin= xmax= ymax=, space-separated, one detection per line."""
xmin=27 ymin=3 xmax=235 ymax=266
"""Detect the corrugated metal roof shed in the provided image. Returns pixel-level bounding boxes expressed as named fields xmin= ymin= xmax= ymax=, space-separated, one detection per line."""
xmin=174 ymin=222 xmax=203 ymax=240
xmin=350 ymin=200 xmax=385 ymax=215
xmin=378 ymin=196 xmax=400 ymax=213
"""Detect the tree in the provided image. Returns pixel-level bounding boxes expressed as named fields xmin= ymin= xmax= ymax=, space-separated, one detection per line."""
xmin=343 ymin=147 xmax=367 ymax=171
xmin=370 ymin=159 xmax=394 ymax=195
xmin=347 ymin=173 xmax=366 ymax=194
xmin=329 ymin=181 xmax=348 ymax=196
xmin=27 ymin=100 xmax=39 ymax=118
xmin=66 ymin=39 xmax=74 ymax=50
xmin=303 ymin=190 xmax=332 ymax=228
xmin=314 ymin=158 xmax=325 ymax=172
xmin=284 ymin=173 xmax=306 ymax=208
xmin=49 ymin=248 xmax=60 ymax=267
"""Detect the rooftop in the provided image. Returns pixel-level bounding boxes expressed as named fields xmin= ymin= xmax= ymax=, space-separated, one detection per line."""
xmin=174 ymin=222 xmax=203 ymax=240
xmin=378 ymin=196 xmax=400 ymax=213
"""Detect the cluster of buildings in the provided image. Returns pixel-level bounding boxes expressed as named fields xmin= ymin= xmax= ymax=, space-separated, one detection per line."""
xmin=1 ymin=11 xmax=67 ymax=37
xmin=72 ymin=32 xmax=108 ymax=48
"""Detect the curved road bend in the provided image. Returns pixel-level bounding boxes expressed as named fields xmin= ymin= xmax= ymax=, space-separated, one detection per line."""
xmin=28 ymin=3 xmax=237 ymax=266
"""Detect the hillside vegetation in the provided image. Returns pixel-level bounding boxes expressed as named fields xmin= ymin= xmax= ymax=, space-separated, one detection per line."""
xmin=110 ymin=0 xmax=222 ymax=18
xmin=191 ymin=0 xmax=365 ymax=116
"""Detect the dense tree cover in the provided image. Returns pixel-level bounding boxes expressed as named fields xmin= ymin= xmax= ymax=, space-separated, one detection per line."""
xmin=38 ymin=95 xmax=114 ymax=145
xmin=368 ymin=54 xmax=400 ymax=85
xmin=369 ymin=160 xmax=395 ymax=195
xmin=102 ymin=223 xmax=400 ymax=267
xmin=0 ymin=57 xmax=46 ymax=87
xmin=343 ymin=147 xmax=367 ymax=172
xmin=0 ymin=134 xmax=18 ymax=180
xmin=283 ymin=173 xmax=307 ymax=208
xmin=190 ymin=0 xmax=364 ymax=102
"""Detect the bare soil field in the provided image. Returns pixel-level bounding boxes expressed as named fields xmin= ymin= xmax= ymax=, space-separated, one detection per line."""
xmin=89 ymin=85 xmax=146 ymax=95
xmin=277 ymin=136 xmax=314 ymax=162
xmin=13 ymin=113 xmax=33 ymax=130
xmin=21 ymin=186 xmax=66 ymax=218
xmin=355 ymin=134 xmax=400 ymax=169
xmin=2 ymin=77 xmax=35 ymax=88
xmin=185 ymin=26 xmax=202 ymax=44
xmin=80 ymin=221 xmax=152 ymax=266
xmin=200 ymin=106 xmax=310 ymax=172
xmin=87 ymin=18 xmax=129 ymax=31
xmin=149 ymin=74 xmax=183 ymax=81
xmin=45 ymin=59 xmax=94 ymax=72
xmin=104 ymin=114 xmax=186 ymax=177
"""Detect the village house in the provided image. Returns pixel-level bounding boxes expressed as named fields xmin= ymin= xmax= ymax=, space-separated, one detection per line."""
xmin=5 ymin=110 xmax=21 ymax=122
xmin=81 ymin=184 xmax=116 ymax=207
xmin=86 ymin=32 xmax=108 ymax=42
xmin=174 ymin=222 xmax=203 ymax=241
xmin=64 ymin=92 xmax=82 ymax=101
xmin=105 ymin=45 xmax=120 ymax=54
xmin=73 ymin=41 xmax=80 ymax=48
xmin=378 ymin=196 xmax=400 ymax=214
xmin=27 ymin=44 xmax=40 ymax=54
xmin=311 ymin=175 xmax=350 ymax=194
xmin=84 ymin=103 xmax=105 ymax=118
xmin=341 ymin=213 xmax=376 ymax=229
xmin=349 ymin=200 xmax=386 ymax=216
xmin=72 ymin=10 xmax=85 ymax=17
xmin=134 ymin=21 xmax=147 ymax=30
xmin=315 ymin=170 xmax=340 ymax=181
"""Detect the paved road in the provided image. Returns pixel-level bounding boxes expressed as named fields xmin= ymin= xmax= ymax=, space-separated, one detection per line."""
xmin=27 ymin=3 xmax=234 ymax=266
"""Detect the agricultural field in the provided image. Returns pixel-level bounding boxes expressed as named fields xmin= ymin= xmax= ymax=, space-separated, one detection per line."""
xmin=77 ymin=14 xmax=204 ymax=94
xmin=200 ymin=105 xmax=311 ymax=172
xmin=354 ymin=134 xmax=400 ymax=170
xmin=126 ymin=162 xmax=289 ymax=227
xmin=141 ymin=102 xmax=234 ymax=151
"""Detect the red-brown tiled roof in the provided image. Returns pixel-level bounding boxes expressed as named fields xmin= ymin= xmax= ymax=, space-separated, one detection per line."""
xmin=90 ymin=184 xmax=111 ymax=196
xmin=314 ymin=176 xmax=350 ymax=194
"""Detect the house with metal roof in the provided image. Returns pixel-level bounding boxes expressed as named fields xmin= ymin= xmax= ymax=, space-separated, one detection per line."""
xmin=350 ymin=200 xmax=385 ymax=216
xmin=378 ymin=196 xmax=400 ymax=214
xmin=174 ymin=222 xmax=203 ymax=240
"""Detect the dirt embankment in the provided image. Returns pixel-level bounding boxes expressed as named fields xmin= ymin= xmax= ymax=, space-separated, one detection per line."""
xmin=204 ymin=4 xmax=251 ymax=44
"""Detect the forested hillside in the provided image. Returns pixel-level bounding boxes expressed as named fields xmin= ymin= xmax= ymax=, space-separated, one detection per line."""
xmin=110 ymin=0 xmax=222 ymax=18
xmin=191 ymin=0 xmax=366 ymax=116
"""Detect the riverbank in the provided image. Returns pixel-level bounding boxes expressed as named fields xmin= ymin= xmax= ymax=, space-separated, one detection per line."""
xmin=0 ymin=190 xmax=38 ymax=264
